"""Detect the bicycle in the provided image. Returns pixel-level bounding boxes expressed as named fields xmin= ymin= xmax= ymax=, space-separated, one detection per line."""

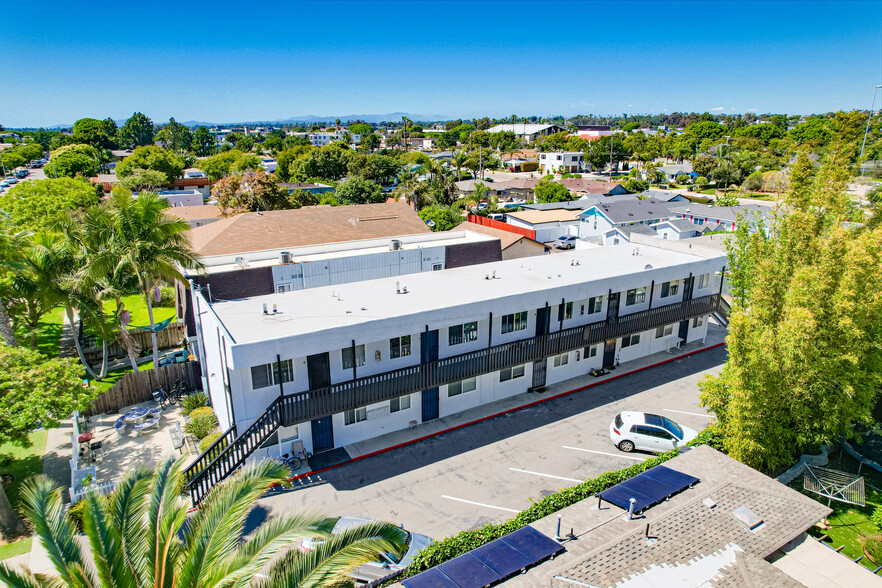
xmin=273 ymin=453 xmax=302 ymax=472
xmin=166 ymin=378 xmax=191 ymax=405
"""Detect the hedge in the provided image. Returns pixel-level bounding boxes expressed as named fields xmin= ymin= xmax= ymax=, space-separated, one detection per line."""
xmin=520 ymin=161 xmax=539 ymax=172
xmin=400 ymin=428 xmax=720 ymax=579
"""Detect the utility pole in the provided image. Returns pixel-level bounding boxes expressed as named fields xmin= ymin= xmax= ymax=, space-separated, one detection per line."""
xmin=479 ymin=145 xmax=483 ymax=180
xmin=723 ymin=136 xmax=731 ymax=195
xmin=860 ymin=85 xmax=882 ymax=178
xmin=608 ymin=133 xmax=615 ymax=177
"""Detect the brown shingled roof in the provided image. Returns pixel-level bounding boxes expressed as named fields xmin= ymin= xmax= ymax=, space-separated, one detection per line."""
xmin=453 ymin=221 xmax=543 ymax=250
xmin=164 ymin=204 xmax=221 ymax=221
xmin=185 ymin=202 xmax=430 ymax=256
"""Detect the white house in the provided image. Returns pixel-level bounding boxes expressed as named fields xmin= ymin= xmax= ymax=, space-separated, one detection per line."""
xmin=538 ymin=152 xmax=584 ymax=174
xmin=668 ymin=203 xmax=769 ymax=232
xmin=185 ymin=242 xmax=725 ymax=501
xmin=157 ymin=190 xmax=204 ymax=207
xmin=184 ymin=242 xmax=726 ymax=504
xmin=651 ymin=219 xmax=703 ymax=241
xmin=487 ymin=124 xmax=565 ymax=142
xmin=309 ymin=131 xmax=362 ymax=147
xmin=505 ymin=208 xmax=583 ymax=242
xmin=259 ymin=158 xmax=277 ymax=173
xmin=577 ymin=199 xmax=675 ymax=245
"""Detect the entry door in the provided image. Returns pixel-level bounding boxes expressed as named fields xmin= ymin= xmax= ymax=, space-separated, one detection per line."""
xmin=678 ymin=320 xmax=689 ymax=343
xmin=602 ymin=340 xmax=616 ymax=368
xmin=607 ymin=293 xmax=620 ymax=322
xmin=535 ymin=306 xmax=551 ymax=336
xmin=306 ymin=352 xmax=331 ymax=389
xmin=311 ymin=416 xmax=334 ymax=453
xmin=682 ymin=277 xmax=695 ymax=301
xmin=531 ymin=359 xmax=547 ymax=389
xmin=420 ymin=330 xmax=440 ymax=422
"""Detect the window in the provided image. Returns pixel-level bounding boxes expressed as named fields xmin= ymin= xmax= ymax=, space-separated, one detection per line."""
xmin=613 ymin=238 xmax=619 ymax=245
xmin=697 ymin=273 xmax=710 ymax=289
xmin=344 ymin=406 xmax=367 ymax=425
xmin=390 ymin=395 xmax=411 ymax=412
xmin=501 ymin=311 xmax=528 ymax=334
xmin=499 ymin=364 xmax=526 ymax=382
xmin=625 ymin=287 xmax=646 ymax=306
xmin=553 ymin=353 xmax=569 ymax=367
xmin=433 ymin=263 xmax=442 ymax=271
xmin=584 ymin=344 xmax=599 ymax=358
xmin=449 ymin=322 xmax=478 ymax=345
xmin=587 ymin=296 xmax=603 ymax=314
xmin=250 ymin=359 xmax=293 ymax=390
xmin=341 ymin=345 xmax=365 ymax=369
xmin=558 ymin=302 xmax=573 ymax=321
xmin=655 ymin=324 xmax=674 ymax=338
xmin=660 ymin=280 xmax=679 ymax=298
xmin=277 ymin=284 xmax=291 ymax=293
xmin=693 ymin=316 xmax=704 ymax=328
xmin=389 ymin=335 xmax=412 ymax=359
xmin=621 ymin=333 xmax=640 ymax=348
xmin=448 ymin=377 xmax=476 ymax=397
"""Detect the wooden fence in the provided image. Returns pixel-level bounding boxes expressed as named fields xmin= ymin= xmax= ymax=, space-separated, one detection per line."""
xmin=466 ymin=214 xmax=536 ymax=239
xmin=83 ymin=323 xmax=186 ymax=363
xmin=84 ymin=361 xmax=202 ymax=417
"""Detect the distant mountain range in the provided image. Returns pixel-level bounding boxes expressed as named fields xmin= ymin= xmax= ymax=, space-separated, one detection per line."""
xmin=41 ymin=112 xmax=446 ymax=130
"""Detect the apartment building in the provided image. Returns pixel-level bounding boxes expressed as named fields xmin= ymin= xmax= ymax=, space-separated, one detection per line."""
xmin=184 ymin=241 xmax=726 ymax=504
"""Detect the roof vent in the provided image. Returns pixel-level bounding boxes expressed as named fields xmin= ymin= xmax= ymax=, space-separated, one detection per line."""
xmin=731 ymin=505 xmax=763 ymax=530
xmin=279 ymin=251 xmax=292 ymax=264
xmin=235 ymin=256 xmax=248 ymax=268
xmin=644 ymin=264 xmax=653 ymax=270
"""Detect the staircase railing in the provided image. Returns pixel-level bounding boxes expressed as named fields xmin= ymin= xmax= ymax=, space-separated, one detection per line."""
xmin=184 ymin=294 xmax=719 ymax=505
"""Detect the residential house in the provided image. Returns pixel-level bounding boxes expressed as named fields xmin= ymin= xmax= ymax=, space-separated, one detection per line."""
xmin=668 ymin=202 xmax=769 ymax=232
xmin=309 ymin=131 xmax=362 ymax=147
xmin=184 ymin=168 xmax=206 ymax=179
xmin=185 ymin=241 xmax=725 ymax=504
xmin=657 ymin=162 xmax=698 ymax=182
xmin=578 ymin=199 xmax=675 ymax=245
xmin=259 ymin=158 xmax=277 ymax=173
xmin=454 ymin=221 xmax=548 ymax=260
xmin=501 ymin=177 xmax=539 ymax=200
xmin=652 ymin=219 xmax=704 ymax=241
xmin=641 ymin=189 xmax=688 ymax=203
xmin=165 ymin=204 xmax=221 ymax=229
xmin=558 ymin=178 xmax=628 ymax=196
xmin=157 ymin=189 xmax=204 ymax=207
xmin=538 ymin=152 xmax=585 ymax=174
xmin=603 ymin=224 xmax=659 ymax=246
xmin=486 ymin=124 xmax=566 ymax=142
xmin=90 ymin=174 xmax=213 ymax=198
xmin=282 ymin=182 xmax=335 ymax=195
xmin=454 ymin=180 xmax=508 ymax=198
xmin=429 ymin=151 xmax=454 ymax=162
xmin=505 ymin=208 xmax=583 ymax=242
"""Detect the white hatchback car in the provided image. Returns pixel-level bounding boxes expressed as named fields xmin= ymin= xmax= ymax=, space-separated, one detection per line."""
xmin=610 ymin=411 xmax=697 ymax=453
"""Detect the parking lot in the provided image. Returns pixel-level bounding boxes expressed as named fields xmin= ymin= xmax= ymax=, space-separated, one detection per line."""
xmin=254 ymin=344 xmax=726 ymax=540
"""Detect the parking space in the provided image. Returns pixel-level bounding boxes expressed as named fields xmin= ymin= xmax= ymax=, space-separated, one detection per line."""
xmin=256 ymin=345 xmax=725 ymax=540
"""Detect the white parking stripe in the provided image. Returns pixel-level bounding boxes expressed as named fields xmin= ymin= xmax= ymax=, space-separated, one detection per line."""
xmin=562 ymin=446 xmax=647 ymax=461
xmin=509 ymin=468 xmax=582 ymax=483
xmin=663 ymin=409 xmax=713 ymax=418
xmin=441 ymin=495 xmax=519 ymax=513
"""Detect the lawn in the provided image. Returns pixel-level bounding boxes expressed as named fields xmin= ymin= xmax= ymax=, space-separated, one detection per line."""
xmin=0 ymin=537 xmax=31 ymax=561
xmin=116 ymin=293 xmax=176 ymax=328
xmin=0 ymin=430 xmax=47 ymax=514
xmin=792 ymin=449 xmax=882 ymax=572
xmin=16 ymin=305 xmax=65 ymax=358
xmin=89 ymin=361 xmax=157 ymax=394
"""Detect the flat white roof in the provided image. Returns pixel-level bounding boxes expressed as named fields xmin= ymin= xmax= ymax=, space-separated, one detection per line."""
xmin=192 ymin=230 xmax=498 ymax=274
xmin=207 ymin=241 xmax=725 ymax=363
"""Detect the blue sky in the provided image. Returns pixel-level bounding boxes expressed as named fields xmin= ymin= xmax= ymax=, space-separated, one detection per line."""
xmin=2 ymin=0 xmax=880 ymax=127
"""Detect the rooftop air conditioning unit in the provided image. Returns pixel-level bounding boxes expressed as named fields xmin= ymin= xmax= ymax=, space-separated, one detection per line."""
xmin=279 ymin=251 xmax=292 ymax=264
xmin=390 ymin=239 xmax=402 ymax=251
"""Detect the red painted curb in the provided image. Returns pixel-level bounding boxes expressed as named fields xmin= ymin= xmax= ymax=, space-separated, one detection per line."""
xmin=284 ymin=341 xmax=727 ymax=483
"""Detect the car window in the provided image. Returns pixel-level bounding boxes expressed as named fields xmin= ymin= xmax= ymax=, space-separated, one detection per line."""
xmin=644 ymin=426 xmax=672 ymax=440
xmin=661 ymin=417 xmax=683 ymax=439
xmin=614 ymin=413 xmax=623 ymax=429
xmin=644 ymin=413 xmax=664 ymax=427
xmin=630 ymin=425 xmax=649 ymax=436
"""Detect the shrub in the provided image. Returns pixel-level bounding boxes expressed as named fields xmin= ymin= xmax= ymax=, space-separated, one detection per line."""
xmin=520 ymin=162 xmax=539 ymax=172
xmin=185 ymin=412 xmax=217 ymax=439
xmin=181 ymin=392 xmax=209 ymax=416
xmin=67 ymin=499 xmax=89 ymax=532
xmin=867 ymin=537 xmax=882 ymax=564
xmin=872 ymin=505 xmax=882 ymax=530
xmin=188 ymin=406 xmax=214 ymax=421
xmin=155 ymin=286 xmax=176 ymax=307
xmin=199 ymin=431 xmax=226 ymax=453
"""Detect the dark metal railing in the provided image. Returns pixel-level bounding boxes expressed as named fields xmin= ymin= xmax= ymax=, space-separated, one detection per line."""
xmin=185 ymin=294 xmax=719 ymax=504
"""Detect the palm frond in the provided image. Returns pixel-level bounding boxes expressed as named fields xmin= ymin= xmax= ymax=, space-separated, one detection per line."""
xmin=145 ymin=457 xmax=189 ymax=588
xmin=81 ymin=490 xmax=136 ymax=588
xmin=106 ymin=465 xmax=152 ymax=579
xmin=18 ymin=476 xmax=94 ymax=588
xmin=264 ymin=521 xmax=408 ymax=588
xmin=0 ymin=562 xmax=46 ymax=588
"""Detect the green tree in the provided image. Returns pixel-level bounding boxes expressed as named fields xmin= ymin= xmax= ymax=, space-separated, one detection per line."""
xmin=290 ymin=144 xmax=352 ymax=181
xmin=0 ymin=227 xmax=29 ymax=346
xmin=734 ymin=122 xmax=783 ymax=142
xmin=335 ymin=176 xmax=384 ymax=205
xmin=623 ymin=178 xmax=649 ymax=193
xmin=0 ymin=458 xmax=406 ymax=586
xmin=685 ymin=121 xmax=726 ymax=140
xmin=198 ymin=149 xmax=245 ymax=181
xmin=9 ymin=231 xmax=69 ymax=347
xmin=118 ymin=168 xmax=168 ymax=193
xmin=275 ymin=146 xmax=313 ymax=182
xmin=347 ymin=153 xmax=400 ymax=184
xmin=157 ymin=117 xmax=192 ymax=154
xmin=691 ymin=154 xmax=718 ymax=178
xmin=788 ymin=117 xmax=830 ymax=145
xmin=699 ymin=151 xmax=882 ymax=472
xmin=45 ymin=143 xmax=101 ymax=178
xmin=118 ymin=112 xmax=155 ymax=148
xmin=190 ymin=126 xmax=215 ymax=156
xmin=116 ymin=146 xmax=185 ymax=184
xmin=72 ymin=118 xmax=115 ymax=150
xmin=0 ymin=345 xmax=96 ymax=537
xmin=419 ymin=205 xmax=461 ymax=231
xmin=0 ymin=178 xmax=99 ymax=231
xmin=348 ymin=123 xmax=373 ymax=136
xmin=534 ymin=178 xmax=572 ymax=202
xmin=741 ymin=170 xmax=763 ymax=193
xmin=359 ymin=132 xmax=381 ymax=153
xmin=212 ymin=169 xmax=293 ymax=215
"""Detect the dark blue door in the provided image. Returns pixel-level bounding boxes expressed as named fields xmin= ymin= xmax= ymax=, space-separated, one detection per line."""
xmin=536 ymin=306 xmax=551 ymax=336
xmin=603 ymin=340 xmax=616 ymax=368
xmin=678 ymin=320 xmax=689 ymax=342
xmin=421 ymin=330 xmax=439 ymax=422
xmin=607 ymin=292 xmax=620 ymax=322
xmin=311 ymin=416 xmax=334 ymax=453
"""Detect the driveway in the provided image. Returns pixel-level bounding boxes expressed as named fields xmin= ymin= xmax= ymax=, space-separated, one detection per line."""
xmin=252 ymin=345 xmax=726 ymax=540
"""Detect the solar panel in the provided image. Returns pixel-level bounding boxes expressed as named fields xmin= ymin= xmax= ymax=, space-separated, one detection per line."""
xmin=402 ymin=567 xmax=459 ymax=588
xmin=402 ymin=525 xmax=564 ymax=588
xmin=599 ymin=465 xmax=699 ymax=513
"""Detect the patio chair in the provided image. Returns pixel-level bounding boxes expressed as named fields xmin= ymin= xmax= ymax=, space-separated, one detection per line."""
xmin=290 ymin=440 xmax=306 ymax=460
xmin=113 ymin=416 xmax=127 ymax=437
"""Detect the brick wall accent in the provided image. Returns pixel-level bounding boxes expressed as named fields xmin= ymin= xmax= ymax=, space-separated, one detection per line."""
xmin=184 ymin=267 xmax=275 ymax=336
xmin=445 ymin=239 xmax=502 ymax=269
xmin=467 ymin=214 xmax=536 ymax=239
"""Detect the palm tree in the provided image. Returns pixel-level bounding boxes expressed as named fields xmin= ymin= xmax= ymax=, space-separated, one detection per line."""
xmin=453 ymin=150 xmax=468 ymax=180
xmin=0 ymin=458 xmax=407 ymax=587
xmin=11 ymin=231 xmax=70 ymax=348
xmin=0 ymin=226 xmax=30 ymax=347
xmin=89 ymin=191 xmax=203 ymax=370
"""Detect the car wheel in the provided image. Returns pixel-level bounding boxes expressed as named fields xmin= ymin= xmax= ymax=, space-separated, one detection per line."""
xmin=618 ymin=440 xmax=635 ymax=453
